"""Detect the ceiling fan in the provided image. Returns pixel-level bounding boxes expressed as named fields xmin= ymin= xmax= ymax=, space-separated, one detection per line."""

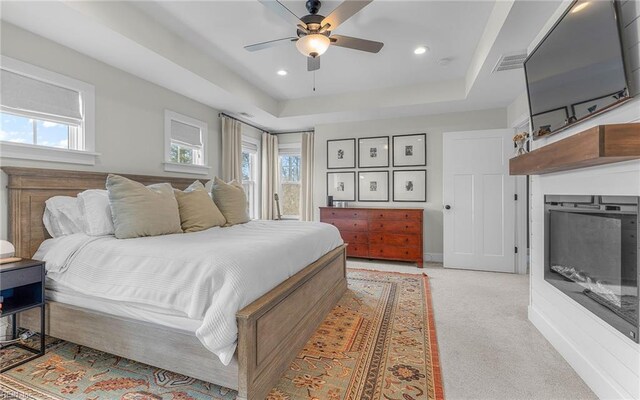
xmin=245 ymin=0 xmax=384 ymax=72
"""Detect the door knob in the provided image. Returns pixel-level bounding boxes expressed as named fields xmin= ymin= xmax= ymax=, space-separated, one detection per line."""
xmin=445 ymin=205 xmax=451 ymax=210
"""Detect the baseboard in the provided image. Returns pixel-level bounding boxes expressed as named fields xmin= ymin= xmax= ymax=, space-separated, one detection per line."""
xmin=528 ymin=305 xmax=635 ymax=400
xmin=424 ymin=253 xmax=443 ymax=263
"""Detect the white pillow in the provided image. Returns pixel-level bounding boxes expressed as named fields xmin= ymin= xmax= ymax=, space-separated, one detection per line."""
xmin=78 ymin=189 xmax=115 ymax=236
xmin=42 ymin=196 xmax=85 ymax=237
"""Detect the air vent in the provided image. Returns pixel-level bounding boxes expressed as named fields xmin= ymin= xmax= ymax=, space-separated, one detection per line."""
xmin=239 ymin=112 xmax=254 ymax=118
xmin=492 ymin=51 xmax=527 ymax=73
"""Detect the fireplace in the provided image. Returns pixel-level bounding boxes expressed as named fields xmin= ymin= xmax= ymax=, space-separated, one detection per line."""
xmin=544 ymin=195 xmax=639 ymax=342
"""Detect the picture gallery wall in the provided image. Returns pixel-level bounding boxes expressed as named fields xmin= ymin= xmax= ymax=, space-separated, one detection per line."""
xmin=326 ymin=133 xmax=427 ymax=203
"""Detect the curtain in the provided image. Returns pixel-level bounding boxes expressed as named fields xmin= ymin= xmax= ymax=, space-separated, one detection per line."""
xmin=261 ymin=132 xmax=279 ymax=220
xmin=221 ymin=116 xmax=242 ymax=182
xmin=300 ymin=132 xmax=314 ymax=221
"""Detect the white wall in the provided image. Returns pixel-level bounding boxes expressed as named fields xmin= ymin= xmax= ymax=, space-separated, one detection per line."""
xmin=313 ymin=108 xmax=508 ymax=260
xmin=526 ymin=2 xmax=640 ymax=398
xmin=0 ymin=23 xmax=223 ymax=241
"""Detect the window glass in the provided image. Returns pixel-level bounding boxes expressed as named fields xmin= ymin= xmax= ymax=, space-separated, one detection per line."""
xmin=0 ymin=112 xmax=33 ymax=145
xmin=1 ymin=112 xmax=72 ymax=149
xmin=242 ymin=145 xmax=258 ymax=219
xmin=279 ymin=153 xmax=301 ymax=218
xmin=35 ymin=120 xmax=69 ymax=148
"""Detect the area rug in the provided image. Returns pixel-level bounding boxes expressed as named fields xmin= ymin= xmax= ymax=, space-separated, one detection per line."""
xmin=1 ymin=269 xmax=443 ymax=400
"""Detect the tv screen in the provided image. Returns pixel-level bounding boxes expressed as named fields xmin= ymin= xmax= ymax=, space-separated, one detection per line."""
xmin=525 ymin=0 xmax=630 ymax=138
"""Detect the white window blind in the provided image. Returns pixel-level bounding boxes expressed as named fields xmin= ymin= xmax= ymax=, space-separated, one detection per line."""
xmin=242 ymin=140 xmax=258 ymax=153
xmin=0 ymin=69 xmax=82 ymax=126
xmin=171 ymin=119 xmax=202 ymax=147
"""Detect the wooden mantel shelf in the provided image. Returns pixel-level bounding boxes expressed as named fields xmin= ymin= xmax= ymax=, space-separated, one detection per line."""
xmin=509 ymin=123 xmax=640 ymax=175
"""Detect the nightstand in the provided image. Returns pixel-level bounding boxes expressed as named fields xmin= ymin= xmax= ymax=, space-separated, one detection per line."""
xmin=0 ymin=259 xmax=46 ymax=372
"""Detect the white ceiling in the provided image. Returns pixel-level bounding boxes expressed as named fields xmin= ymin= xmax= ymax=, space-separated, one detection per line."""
xmin=0 ymin=0 xmax=564 ymax=131
xmin=132 ymin=1 xmax=494 ymax=100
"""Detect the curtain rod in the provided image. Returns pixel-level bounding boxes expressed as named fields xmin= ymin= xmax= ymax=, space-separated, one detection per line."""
xmin=218 ymin=112 xmax=269 ymax=133
xmin=218 ymin=112 xmax=314 ymax=136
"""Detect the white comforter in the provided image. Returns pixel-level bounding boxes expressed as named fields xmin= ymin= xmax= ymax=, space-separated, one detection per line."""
xmin=34 ymin=220 xmax=343 ymax=365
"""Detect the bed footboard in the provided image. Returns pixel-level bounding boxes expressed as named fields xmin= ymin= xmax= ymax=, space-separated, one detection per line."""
xmin=236 ymin=245 xmax=347 ymax=400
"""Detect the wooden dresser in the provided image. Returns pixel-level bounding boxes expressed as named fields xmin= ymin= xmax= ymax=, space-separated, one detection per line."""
xmin=320 ymin=207 xmax=424 ymax=268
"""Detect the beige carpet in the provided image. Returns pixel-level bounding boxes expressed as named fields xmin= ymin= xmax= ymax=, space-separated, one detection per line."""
xmin=348 ymin=260 xmax=597 ymax=400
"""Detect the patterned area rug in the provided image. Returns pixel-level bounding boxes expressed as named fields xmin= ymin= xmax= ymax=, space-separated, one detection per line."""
xmin=0 ymin=269 xmax=443 ymax=400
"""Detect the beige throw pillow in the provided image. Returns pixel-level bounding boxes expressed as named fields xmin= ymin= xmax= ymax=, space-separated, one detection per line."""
xmin=210 ymin=177 xmax=250 ymax=226
xmin=106 ymin=174 xmax=183 ymax=239
xmin=175 ymin=181 xmax=226 ymax=232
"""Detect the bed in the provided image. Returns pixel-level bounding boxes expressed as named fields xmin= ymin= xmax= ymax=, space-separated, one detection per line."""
xmin=2 ymin=167 xmax=347 ymax=400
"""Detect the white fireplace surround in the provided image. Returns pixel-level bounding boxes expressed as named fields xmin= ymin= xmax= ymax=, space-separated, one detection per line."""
xmin=528 ymin=99 xmax=640 ymax=400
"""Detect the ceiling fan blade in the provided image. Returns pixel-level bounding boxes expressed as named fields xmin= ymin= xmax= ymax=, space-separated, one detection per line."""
xmin=321 ymin=0 xmax=372 ymax=31
xmin=244 ymin=37 xmax=297 ymax=52
xmin=259 ymin=0 xmax=305 ymax=26
xmin=308 ymin=56 xmax=320 ymax=71
xmin=330 ymin=35 xmax=383 ymax=53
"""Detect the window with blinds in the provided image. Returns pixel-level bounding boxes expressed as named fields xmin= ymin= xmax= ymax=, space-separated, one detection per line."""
xmin=0 ymin=57 xmax=94 ymax=157
xmin=164 ymin=110 xmax=209 ymax=174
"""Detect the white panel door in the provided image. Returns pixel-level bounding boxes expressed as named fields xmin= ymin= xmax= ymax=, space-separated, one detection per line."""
xmin=443 ymin=129 xmax=516 ymax=273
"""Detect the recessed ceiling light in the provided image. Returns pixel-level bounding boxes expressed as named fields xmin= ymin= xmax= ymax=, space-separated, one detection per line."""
xmin=571 ymin=2 xmax=589 ymax=13
xmin=277 ymin=69 xmax=288 ymax=76
xmin=437 ymin=57 xmax=452 ymax=66
xmin=414 ymin=46 xmax=428 ymax=55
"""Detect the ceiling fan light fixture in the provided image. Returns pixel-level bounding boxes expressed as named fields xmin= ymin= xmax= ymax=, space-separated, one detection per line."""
xmin=414 ymin=46 xmax=428 ymax=55
xmin=296 ymin=34 xmax=331 ymax=58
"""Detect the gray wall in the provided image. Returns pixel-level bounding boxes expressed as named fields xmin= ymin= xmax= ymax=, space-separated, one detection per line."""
xmin=313 ymin=108 xmax=508 ymax=259
xmin=0 ymin=23 xmax=222 ymax=240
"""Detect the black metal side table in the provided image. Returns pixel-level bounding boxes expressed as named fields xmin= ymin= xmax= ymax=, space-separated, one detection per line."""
xmin=0 ymin=259 xmax=46 ymax=372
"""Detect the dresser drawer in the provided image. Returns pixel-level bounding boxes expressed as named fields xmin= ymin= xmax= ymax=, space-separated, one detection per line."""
xmin=341 ymin=231 xmax=368 ymax=244
xmin=326 ymin=219 xmax=369 ymax=232
xmin=369 ymin=233 xmax=421 ymax=247
xmin=347 ymin=244 xmax=369 ymax=257
xmin=369 ymin=220 xmax=421 ymax=233
xmin=320 ymin=208 xmax=367 ymax=220
xmin=369 ymin=245 xmax=422 ymax=260
xmin=369 ymin=209 xmax=422 ymax=221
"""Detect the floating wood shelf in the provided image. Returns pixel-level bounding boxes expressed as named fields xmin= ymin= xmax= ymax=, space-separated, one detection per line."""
xmin=509 ymin=123 xmax=640 ymax=175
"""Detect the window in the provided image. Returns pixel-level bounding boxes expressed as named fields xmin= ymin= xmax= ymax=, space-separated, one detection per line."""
xmin=0 ymin=56 xmax=96 ymax=165
xmin=242 ymin=138 xmax=260 ymax=219
xmin=164 ymin=110 xmax=209 ymax=175
xmin=279 ymin=144 xmax=301 ymax=219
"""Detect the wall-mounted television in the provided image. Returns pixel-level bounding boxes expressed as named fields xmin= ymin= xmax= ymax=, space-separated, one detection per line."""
xmin=525 ymin=0 xmax=631 ymax=139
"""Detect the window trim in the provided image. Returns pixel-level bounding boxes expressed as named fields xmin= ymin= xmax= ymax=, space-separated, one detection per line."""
xmin=0 ymin=56 xmax=98 ymax=165
xmin=163 ymin=110 xmax=210 ymax=175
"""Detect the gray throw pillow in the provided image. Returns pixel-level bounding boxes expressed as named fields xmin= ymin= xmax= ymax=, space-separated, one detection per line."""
xmin=210 ymin=177 xmax=250 ymax=226
xmin=106 ymin=174 xmax=183 ymax=239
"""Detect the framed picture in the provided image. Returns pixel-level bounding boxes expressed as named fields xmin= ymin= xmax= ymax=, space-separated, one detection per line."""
xmin=327 ymin=171 xmax=355 ymax=201
xmin=393 ymin=133 xmax=426 ymax=167
xmin=393 ymin=170 xmax=426 ymax=202
xmin=358 ymin=171 xmax=389 ymax=202
xmin=327 ymin=139 xmax=355 ymax=169
xmin=531 ymin=107 xmax=568 ymax=136
xmin=571 ymin=91 xmax=621 ymax=120
xmin=358 ymin=136 xmax=389 ymax=168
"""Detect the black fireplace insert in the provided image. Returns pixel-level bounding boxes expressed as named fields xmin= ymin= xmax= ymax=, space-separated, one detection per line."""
xmin=545 ymin=195 xmax=639 ymax=342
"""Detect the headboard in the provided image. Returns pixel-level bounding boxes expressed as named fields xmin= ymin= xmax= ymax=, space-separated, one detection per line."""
xmin=2 ymin=167 xmax=205 ymax=258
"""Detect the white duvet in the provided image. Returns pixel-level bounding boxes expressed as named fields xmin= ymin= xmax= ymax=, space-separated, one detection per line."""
xmin=34 ymin=220 xmax=343 ymax=365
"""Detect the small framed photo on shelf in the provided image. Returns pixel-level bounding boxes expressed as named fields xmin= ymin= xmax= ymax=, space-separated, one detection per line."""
xmin=358 ymin=136 xmax=389 ymax=168
xmin=327 ymin=139 xmax=356 ymax=169
xmin=393 ymin=133 xmax=426 ymax=167
xmin=327 ymin=171 xmax=356 ymax=201
xmin=393 ymin=170 xmax=426 ymax=202
xmin=358 ymin=171 xmax=389 ymax=202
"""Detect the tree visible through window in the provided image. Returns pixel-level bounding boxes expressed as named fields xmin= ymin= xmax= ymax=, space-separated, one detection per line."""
xmin=279 ymin=153 xmax=301 ymax=219
xmin=242 ymin=144 xmax=259 ymax=219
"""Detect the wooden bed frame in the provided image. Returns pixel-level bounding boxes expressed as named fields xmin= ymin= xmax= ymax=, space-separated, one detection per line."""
xmin=2 ymin=167 xmax=347 ymax=400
